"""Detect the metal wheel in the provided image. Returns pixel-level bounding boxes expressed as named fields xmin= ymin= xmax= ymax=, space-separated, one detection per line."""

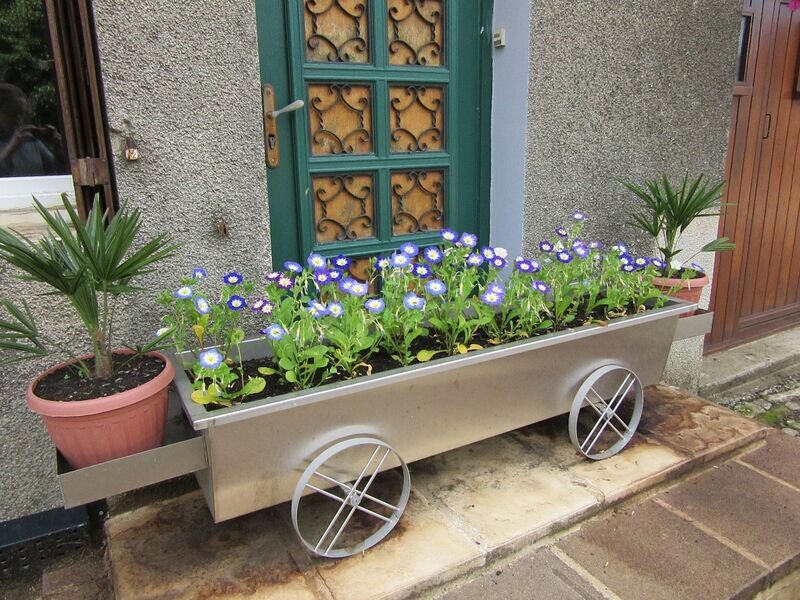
xmin=569 ymin=365 xmax=644 ymax=461
xmin=291 ymin=436 xmax=410 ymax=558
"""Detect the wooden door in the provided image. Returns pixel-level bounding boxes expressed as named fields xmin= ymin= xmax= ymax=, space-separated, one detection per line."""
xmin=709 ymin=0 xmax=800 ymax=351
xmin=255 ymin=0 xmax=492 ymax=275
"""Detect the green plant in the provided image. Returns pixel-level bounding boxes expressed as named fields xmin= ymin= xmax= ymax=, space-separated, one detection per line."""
xmin=621 ymin=174 xmax=734 ymax=275
xmin=0 ymin=194 xmax=179 ymax=379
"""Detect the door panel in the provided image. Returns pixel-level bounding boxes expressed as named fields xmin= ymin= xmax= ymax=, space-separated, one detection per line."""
xmin=256 ymin=0 xmax=491 ymax=272
xmin=709 ymin=0 xmax=800 ymax=351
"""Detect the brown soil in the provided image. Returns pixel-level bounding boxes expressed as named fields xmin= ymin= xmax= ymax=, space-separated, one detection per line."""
xmin=33 ymin=354 xmax=166 ymax=402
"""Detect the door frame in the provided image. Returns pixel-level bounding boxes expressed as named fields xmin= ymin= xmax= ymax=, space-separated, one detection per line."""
xmin=255 ymin=0 xmax=493 ymax=269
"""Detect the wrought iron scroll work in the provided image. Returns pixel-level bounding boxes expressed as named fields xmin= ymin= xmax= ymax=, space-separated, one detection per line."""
xmin=309 ymin=84 xmax=372 ymax=155
xmin=391 ymin=170 xmax=444 ymax=235
xmin=390 ymin=85 xmax=443 ymax=152
xmin=305 ymin=0 xmax=369 ymax=63
xmin=314 ymin=174 xmax=375 ymax=243
xmin=388 ymin=0 xmax=443 ymax=66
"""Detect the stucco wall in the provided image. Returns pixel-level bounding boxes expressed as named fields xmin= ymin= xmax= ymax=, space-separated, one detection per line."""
xmin=0 ymin=0 xmax=270 ymax=521
xmin=523 ymin=0 xmax=741 ymax=389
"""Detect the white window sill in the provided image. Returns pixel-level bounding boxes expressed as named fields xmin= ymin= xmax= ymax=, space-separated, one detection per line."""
xmin=0 ymin=175 xmax=75 ymax=236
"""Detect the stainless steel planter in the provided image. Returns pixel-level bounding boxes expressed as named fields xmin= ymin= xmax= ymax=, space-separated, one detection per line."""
xmin=57 ymin=300 xmax=692 ymax=558
xmin=170 ymin=300 xmax=690 ymax=523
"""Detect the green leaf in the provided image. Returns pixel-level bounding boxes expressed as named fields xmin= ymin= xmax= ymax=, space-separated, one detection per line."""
xmin=191 ymin=384 xmax=222 ymax=405
xmin=258 ymin=366 xmax=280 ymax=376
xmin=416 ymin=348 xmax=447 ymax=362
xmin=285 ymin=370 xmax=298 ymax=383
xmin=278 ymin=357 xmax=295 ymax=370
xmin=239 ymin=376 xmax=266 ymax=397
xmin=230 ymin=327 xmax=246 ymax=345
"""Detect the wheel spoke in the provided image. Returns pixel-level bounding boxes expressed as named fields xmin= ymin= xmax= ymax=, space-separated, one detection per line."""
xmin=304 ymin=483 xmax=393 ymax=523
xmin=313 ymin=471 xmax=400 ymax=511
xmin=314 ymin=445 xmax=382 ymax=554
xmin=324 ymin=447 xmax=392 ymax=555
xmin=580 ymin=375 xmax=635 ymax=454
xmin=589 ymin=388 xmax=632 ymax=432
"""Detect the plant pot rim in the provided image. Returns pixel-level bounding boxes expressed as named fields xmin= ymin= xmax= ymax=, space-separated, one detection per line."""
xmin=652 ymin=272 xmax=709 ymax=289
xmin=26 ymin=350 xmax=175 ymax=418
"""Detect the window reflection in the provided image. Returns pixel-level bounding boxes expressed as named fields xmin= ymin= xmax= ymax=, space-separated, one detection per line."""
xmin=0 ymin=0 xmax=68 ymax=177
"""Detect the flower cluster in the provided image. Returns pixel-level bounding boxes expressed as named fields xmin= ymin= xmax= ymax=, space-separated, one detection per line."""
xmin=160 ymin=212 xmax=666 ymax=406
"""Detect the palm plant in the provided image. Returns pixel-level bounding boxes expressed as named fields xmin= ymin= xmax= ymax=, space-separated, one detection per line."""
xmin=0 ymin=194 xmax=178 ymax=379
xmin=621 ymin=174 xmax=734 ymax=276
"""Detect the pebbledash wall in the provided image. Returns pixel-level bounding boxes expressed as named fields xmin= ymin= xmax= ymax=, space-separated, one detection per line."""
xmin=0 ymin=0 xmax=741 ymax=521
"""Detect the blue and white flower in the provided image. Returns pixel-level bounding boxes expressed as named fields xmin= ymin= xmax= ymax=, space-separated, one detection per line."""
xmin=374 ymin=256 xmax=391 ymax=271
xmin=441 ymin=229 xmax=458 ymax=243
xmin=529 ymin=259 xmax=541 ymax=273
xmin=466 ymin=253 xmax=484 ymax=267
xmin=251 ymin=298 xmax=274 ymax=315
xmin=403 ymin=292 xmax=425 ymax=310
xmin=390 ymin=253 xmax=411 ymax=268
xmin=400 ymin=242 xmax=419 ymax=257
xmin=306 ymin=301 xmax=329 ymax=319
xmin=555 ymin=227 xmax=568 ymax=238
xmin=634 ymin=256 xmax=649 ymax=269
xmin=516 ymin=260 xmax=534 ymax=273
xmin=328 ymin=269 xmax=343 ymax=281
xmin=261 ymin=324 xmax=286 ymax=341
xmin=194 ymin=296 xmax=211 ymax=315
xmin=423 ymin=246 xmax=443 ymax=264
xmin=223 ymin=271 xmax=244 ymax=285
xmin=199 ymin=348 xmax=224 ymax=370
xmin=313 ymin=270 xmax=331 ymax=285
xmin=265 ymin=271 xmax=282 ymax=282
xmin=425 ymin=279 xmax=447 ymax=296
xmin=327 ymin=302 xmax=344 ymax=318
xmin=277 ymin=275 xmax=295 ymax=290
xmin=191 ymin=267 xmax=207 ymax=279
xmin=556 ymin=250 xmax=573 ymax=263
xmin=339 ymin=278 xmax=355 ymax=293
xmin=494 ymin=247 xmax=508 ymax=259
xmin=412 ymin=263 xmax=431 ymax=278
xmin=491 ymin=256 xmax=507 ymax=269
xmin=227 ymin=295 xmax=247 ymax=310
xmin=349 ymin=281 xmax=369 ymax=297
xmin=333 ymin=255 xmax=351 ymax=269
xmin=459 ymin=232 xmax=478 ymax=248
xmin=689 ymin=262 xmax=705 ymax=272
xmin=531 ymin=280 xmax=551 ymax=295
xmin=572 ymin=211 xmax=586 ymax=221
xmin=155 ymin=326 xmax=171 ymax=337
xmin=573 ymin=244 xmax=589 ymax=259
xmin=174 ymin=286 xmax=193 ymax=299
xmin=364 ymin=298 xmax=385 ymax=314
xmin=480 ymin=289 xmax=504 ymax=306
xmin=650 ymin=257 xmax=665 ymax=270
xmin=481 ymin=246 xmax=496 ymax=260
xmin=284 ymin=261 xmax=303 ymax=274
xmin=612 ymin=243 xmax=629 ymax=255
xmin=621 ymin=264 xmax=636 ymax=273
xmin=619 ymin=253 xmax=633 ymax=266
xmin=588 ymin=241 xmax=604 ymax=250
xmin=307 ymin=253 xmax=327 ymax=271
xmin=488 ymin=281 xmax=506 ymax=296
xmin=539 ymin=241 xmax=554 ymax=253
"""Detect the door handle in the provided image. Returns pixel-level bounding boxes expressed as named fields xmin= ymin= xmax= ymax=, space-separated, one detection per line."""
xmin=267 ymin=99 xmax=305 ymax=119
xmin=763 ymin=113 xmax=772 ymax=139
xmin=262 ymin=85 xmax=304 ymax=169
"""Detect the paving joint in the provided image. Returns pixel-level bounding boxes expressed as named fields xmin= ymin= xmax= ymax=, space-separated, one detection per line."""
xmin=549 ymin=546 xmax=621 ymax=600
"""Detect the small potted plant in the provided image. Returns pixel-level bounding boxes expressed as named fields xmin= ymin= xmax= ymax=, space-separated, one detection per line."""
xmin=620 ymin=173 xmax=734 ymax=314
xmin=0 ymin=195 xmax=179 ymax=468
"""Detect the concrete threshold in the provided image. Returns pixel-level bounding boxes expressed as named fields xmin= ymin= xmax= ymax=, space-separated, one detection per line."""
xmin=105 ymin=385 xmax=781 ymax=600
xmin=700 ymin=325 xmax=800 ymax=398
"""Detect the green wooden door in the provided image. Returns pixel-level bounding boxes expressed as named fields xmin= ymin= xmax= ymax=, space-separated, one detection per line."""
xmin=256 ymin=0 xmax=492 ymax=274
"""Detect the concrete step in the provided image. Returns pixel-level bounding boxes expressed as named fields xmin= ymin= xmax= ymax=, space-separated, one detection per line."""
xmin=104 ymin=385 xmax=771 ymax=600
xmin=699 ymin=326 xmax=800 ymax=399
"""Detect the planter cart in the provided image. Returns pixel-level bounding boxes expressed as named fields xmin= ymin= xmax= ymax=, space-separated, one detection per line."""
xmin=57 ymin=301 xmax=710 ymax=558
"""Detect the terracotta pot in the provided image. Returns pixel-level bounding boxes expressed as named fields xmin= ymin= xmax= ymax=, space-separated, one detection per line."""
xmin=26 ymin=351 xmax=175 ymax=469
xmin=652 ymin=272 xmax=710 ymax=317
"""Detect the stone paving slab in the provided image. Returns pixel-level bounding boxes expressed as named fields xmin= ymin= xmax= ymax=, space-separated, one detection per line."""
xmin=739 ymin=431 xmax=800 ymax=489
xmin=437 ymin=547 xmax=607 ymax=600
xmin=640 ymin=384 xmax=768 ymax=461
xmin=555 ymin=500 xmax=767 ymax=600
xmin=106 ymin=491 xmax=319 ymax=600
xmin=412 ymin=434 xmax=601 ymax=554
xmin=658 ymin=461 xmax=800 ymax=577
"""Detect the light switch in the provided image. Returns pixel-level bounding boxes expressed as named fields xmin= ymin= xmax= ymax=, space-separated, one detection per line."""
xmin=493 ymin=28 xmax=506 ymax=48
